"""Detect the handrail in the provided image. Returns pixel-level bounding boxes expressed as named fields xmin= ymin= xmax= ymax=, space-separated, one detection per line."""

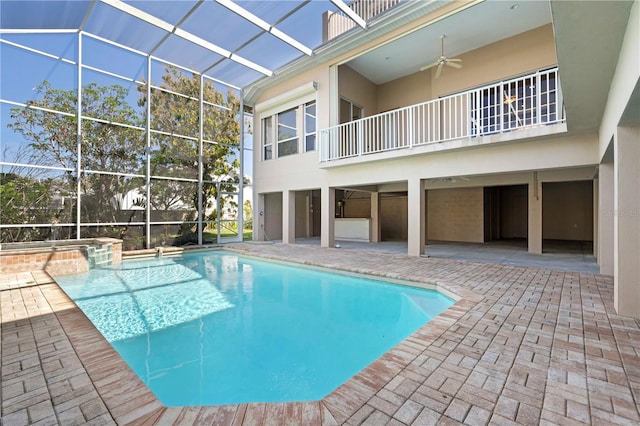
xmin=319 ymin=68 xmax=564 ymax=162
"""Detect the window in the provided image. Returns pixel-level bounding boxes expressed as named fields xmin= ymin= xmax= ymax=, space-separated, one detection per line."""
xmin=304 ymin=101 xmax=316 ymax=152
xmin=340 ymin=98 xmax=363 ymax=124
xmin=277 ymin=108 xmax=298 ymax=157
xmin=262 ymin=117 xmax=273 ymax=160
xmin=260 ymin=100 xmax=317 ymax=159
xmin=470 ymin=70 xmax=558 ymax=136
xmin=256 ymin=82 xmax=318 ymax=161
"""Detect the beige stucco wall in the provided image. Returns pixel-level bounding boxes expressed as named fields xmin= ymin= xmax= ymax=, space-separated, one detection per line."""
xmin=377 ymin=71 xmax=431 ymax=113
xmin=338 ymin=65 xmax=377 ymax=117
xmin=599 ymin=0 xmax=640 ymax=160
xmin=432 ymin=24 xmax=557 ymax=98
xmin=427 ymin=187 xmax=484 ymax=243
xmin=375 ymin=24 xmax=556 ymax=111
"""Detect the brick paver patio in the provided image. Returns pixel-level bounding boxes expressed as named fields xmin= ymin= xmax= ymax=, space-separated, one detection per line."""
xmin=1 ymin=243 xmax=639 ymax=425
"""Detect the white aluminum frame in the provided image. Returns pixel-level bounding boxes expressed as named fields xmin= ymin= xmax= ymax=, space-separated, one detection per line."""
xmin=0 ymin=28 xmax=247 ymax=248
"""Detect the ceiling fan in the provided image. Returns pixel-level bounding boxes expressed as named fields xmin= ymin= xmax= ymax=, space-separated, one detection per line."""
xmin=420 ymin=35 xmax=462 ymax=78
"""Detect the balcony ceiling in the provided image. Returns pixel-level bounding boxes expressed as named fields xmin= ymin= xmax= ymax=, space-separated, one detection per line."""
xmin=551 ymin=0 xmax=637 ymax=133
xmin=346 ymin=0 xmax=553 ymax=85
xmin=344 ymin=0 xmax=635 ymax=135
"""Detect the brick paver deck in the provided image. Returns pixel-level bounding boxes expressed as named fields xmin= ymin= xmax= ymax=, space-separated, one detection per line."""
xmin=1 ymin=243 xmax=639 ymax=425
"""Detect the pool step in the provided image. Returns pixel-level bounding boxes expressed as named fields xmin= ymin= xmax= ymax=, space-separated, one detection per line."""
xmin=87 ymin=244 xmax=113 ymax=269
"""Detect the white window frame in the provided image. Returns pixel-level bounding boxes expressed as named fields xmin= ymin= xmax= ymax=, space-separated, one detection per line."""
xmin=276 ymin=107 xmax=298 ymax=158
xmin=255 ymin=82 xmax=317 ymax=161
xmin=304 ymin=100 xmax=316 ymax=152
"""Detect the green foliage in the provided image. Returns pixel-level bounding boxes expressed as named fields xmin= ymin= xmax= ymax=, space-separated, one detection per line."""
xmin=4 ymin=69 xmax=242 ymax=248
xmin=139 ymin=66 xmax=242 ymax=218
xmin=0 ymin=172 xmax=74 ymax=242
xmin=8 ymin=81 xmax=145 ymax=228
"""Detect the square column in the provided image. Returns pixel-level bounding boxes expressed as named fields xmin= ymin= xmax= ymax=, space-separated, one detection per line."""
xmin=598 ymin=159 xmax=614 ymax=275
xmin=370 ymin=192 xmax=380 ymax=243
xmin=614 ymin=126 xmax=640 ymax=317
xmin=282 ymin=190 xmax=295 ymax=244
xmin=321 ymin=186 xmax=335 ymax=248
xmin=256 ymin=193 xmax=266 ymax=241
xmin=528 ymin=172 xmax=543 ymax=254
xmin=407 ymin=178 xmax=425 ymax=257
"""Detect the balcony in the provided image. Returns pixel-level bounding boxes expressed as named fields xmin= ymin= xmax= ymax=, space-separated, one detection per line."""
xmin=319 ymin=68 xmax=565 ymax=163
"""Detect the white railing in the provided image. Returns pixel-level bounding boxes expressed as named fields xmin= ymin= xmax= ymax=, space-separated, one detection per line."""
xmin=325 ymin=0 xmax=405 ymax=41
xmin=319 ymin=68 xmax=564 ymax=162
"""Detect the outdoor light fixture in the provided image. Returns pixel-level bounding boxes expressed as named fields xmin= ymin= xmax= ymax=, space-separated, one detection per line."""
xmin=215 ymin=0 xmax=312 ymax=56
xmin=330 ymin=0 xmax=367 ymax=29
xmin=100 ymin=0 xmax=273 ymax=76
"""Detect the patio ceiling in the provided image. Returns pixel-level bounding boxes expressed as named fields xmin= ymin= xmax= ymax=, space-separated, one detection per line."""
xmin=0 ymin=0 xmax=367 ymax=89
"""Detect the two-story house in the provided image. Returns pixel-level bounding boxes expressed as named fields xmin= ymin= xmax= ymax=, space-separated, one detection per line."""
xmin=244 ymin=0 xmax=639 ymax=317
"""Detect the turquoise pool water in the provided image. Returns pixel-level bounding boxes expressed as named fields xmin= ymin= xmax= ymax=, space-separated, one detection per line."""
xmin=55 ymin=250 xmax=453 ymax=406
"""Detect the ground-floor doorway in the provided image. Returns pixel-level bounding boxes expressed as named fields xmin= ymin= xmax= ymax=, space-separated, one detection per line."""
xmin=380 ymin=192 xmax=408 ymax=241
xmin=294 ymin=190 xmax=321 ymax=238
xmin=542 ymin=180 xmax=593 ymax=251
xmin=483 ymin=185 xmax=528 ymax=242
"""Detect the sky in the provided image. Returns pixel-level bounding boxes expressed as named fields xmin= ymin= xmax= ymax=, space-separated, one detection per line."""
xmin=0 ymin=0 xmax=347 ymax=180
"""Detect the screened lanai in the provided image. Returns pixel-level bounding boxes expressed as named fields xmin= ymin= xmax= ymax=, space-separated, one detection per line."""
xmin=0 ymin=0 xmax=375 ymax=249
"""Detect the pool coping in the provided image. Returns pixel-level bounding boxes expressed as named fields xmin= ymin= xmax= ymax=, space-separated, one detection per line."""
xmin=44 ymin=246 xmax=482 ymax=424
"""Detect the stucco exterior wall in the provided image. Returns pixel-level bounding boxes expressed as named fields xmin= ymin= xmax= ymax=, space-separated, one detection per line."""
xmin=338 ymin=65 xmax=377 ymax=117
xmin=427 ymin=187 xmax=484 ymax=243
xmin=376 ymin=24 xmax=557 ymax=111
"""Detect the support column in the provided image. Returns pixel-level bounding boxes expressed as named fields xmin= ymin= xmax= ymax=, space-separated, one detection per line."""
xmin=599 ymin=160 xmax=614 ymax=275
xmin=370 ymin=192 xmax=380 ymax=243
xmin=528 ymin=172 xmax=543 ymax=254
xmin=321 ymin=186 xmax=335 ymax=248
xmin=593 ymin=179 xmax=598 ymax=257
xmin=614 ymin=126 xmax=640 ymax=317
xmin=256 ymin=194 xmax=266 ymax=241
xmin=407 ymin=178 xmax=425 ymax=256
xmin=282 ymin=190 xmax=295 ymax=244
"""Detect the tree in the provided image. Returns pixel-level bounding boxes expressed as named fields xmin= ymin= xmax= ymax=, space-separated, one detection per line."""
xmin=1 ymin=173 xmax=54 ymax=242
xmin=8 ymin=81 xmax=146 ymax=234
xmin=5 ymin=68 xmax=241 ymax=247
xmin=139 ymin=66 xmax=241 ymax=225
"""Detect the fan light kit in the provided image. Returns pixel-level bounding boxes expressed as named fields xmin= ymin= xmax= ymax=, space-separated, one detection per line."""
xmin=420 ymin=35 xmax=462 ymax=78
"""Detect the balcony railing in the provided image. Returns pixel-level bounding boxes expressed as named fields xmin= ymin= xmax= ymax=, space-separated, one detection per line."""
xmin=319 ymin=68 xmax=564 ymax=162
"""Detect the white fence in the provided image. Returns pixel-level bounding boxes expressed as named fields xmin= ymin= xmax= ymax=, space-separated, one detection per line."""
xmin=319 ymin=68 xmax=564 ymax=162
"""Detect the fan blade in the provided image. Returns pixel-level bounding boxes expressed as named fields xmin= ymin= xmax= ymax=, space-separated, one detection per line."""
xmin=420 ymin=61 xmax=439 ymax=72
xmin=435 ymin=63 xmax=444 ymax=79
xmin=447 ymin=58 xmax=462 ymax=62
xmin=446 ymin=61 xmax=462 ymax=69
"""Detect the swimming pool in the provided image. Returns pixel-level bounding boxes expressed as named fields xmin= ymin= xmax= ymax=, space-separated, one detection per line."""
xmin=55 ymin=250 xmax=453 ymax=406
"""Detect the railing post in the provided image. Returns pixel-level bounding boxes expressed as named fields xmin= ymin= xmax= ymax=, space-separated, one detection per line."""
xmin=536 ymin=71 xmax=542 ymax=125
xmin=499 ymin=81 xmax=504 ymax=133
xmin=357 ymin=120 xmax=363 ymax=156
xmin=466 ymin=93 xmax=471 ymax=138
xmin=409 ymin=108 xmax=414 ymax=149
xmin=556 ymin=71 xmax=564 ymax=122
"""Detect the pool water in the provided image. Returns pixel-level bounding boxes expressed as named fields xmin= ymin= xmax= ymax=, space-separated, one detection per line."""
xmin=55 ymin=250 xmax=453 ymax=406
